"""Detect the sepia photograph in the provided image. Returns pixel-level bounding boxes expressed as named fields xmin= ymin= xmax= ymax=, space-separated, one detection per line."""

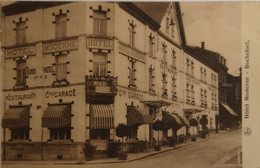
xmin=1 ymin=1 xmax=258 ymax=168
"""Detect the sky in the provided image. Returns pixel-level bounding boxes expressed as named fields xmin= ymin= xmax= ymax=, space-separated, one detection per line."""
xmin=180 ymin=2 xmax=242 ymax=76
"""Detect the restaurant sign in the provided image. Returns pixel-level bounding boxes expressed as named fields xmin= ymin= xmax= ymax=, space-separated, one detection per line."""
xmin=43 ymin=39 xmax=78 ymax=54
xmin=87 ymin=37 xmax=113 ymax=50
xmin=119 ymin=42 xmax=146 ymax=63
xmin=5 ymin=45 xmax=36 ymax=58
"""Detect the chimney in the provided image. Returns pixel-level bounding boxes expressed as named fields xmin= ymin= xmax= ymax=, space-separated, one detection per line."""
xmin=201 ymin=41 xmax=205 ymax=49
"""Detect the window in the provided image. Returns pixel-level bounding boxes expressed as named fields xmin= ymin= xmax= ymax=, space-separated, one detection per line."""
xmin=200 ymin=89 xmax=204 ymax=105
xmin=11 ymin=129 xmax=29 ymax=140
xmin=128 ymin=126 xmax=138 ymax=139
xmin=204 ymin=69 xmax=207 ymax=82
xmin=191 ymin=84 xmax=194 ymax=102
xmin=149 ymin=34 xmax=155 ymax=56
xmin=90 ymin=129 xmax=109 ymax=140
xmin=162 ymin=72 xmax=167 ymax=97
xmin=149 ymin=66 xmax=155 ymax=93
xmin=204 ymin=89 xmax=207 ymax=106
xmin=55 ymin=14 xmax=67 ymax=38
xmin=16 ymin=21 xmax=26 ymax=44
xmin=55 ymin=54 xmax=67 ymax=82
xmin=93 ymin=10 xmax=107 ymax=35
xmin=129 ymin=59 xmax=136 ymax=88
xmin=172 ymin=76 xmax=177 ymax=101
xmin=16 ymin=60 xmax=27 ymax=87
xmin=186 ymin=58 xmax=190 ymax=75
xmin=191 ymin=61 xmax=194 ymax=76
xmin=171 ymin=49 xmax=176 ymax=69
xmin=129 ymin=20 xmax=136 ymax=46
xmin=186 ymin=83 xmax=190 ymax=103
xmin=200 ymin=67 xmax=203 ymax=81
xmin=93 ymin=53 xmax=107 ymax=76
xmin=162 ymin=44 xmax=167 ymax=64
xmin=50 ymin=127 xmax=71 ymax=140
xmin=166 ymin=17 xmax=170 ymax=33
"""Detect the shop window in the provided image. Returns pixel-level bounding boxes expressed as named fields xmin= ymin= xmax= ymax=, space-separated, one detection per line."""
xmin=128 ymin=126 xmax=138 ymax=139
xmin=90 ymin=129 xmax=110 ymax=140
xmin=16 ymin=60 xmax=27 ymax=88
xmin=93 ymin=53 xmax=107 ymax=76
xmin=93 ymin=10 xmax=107 ymax=35
xmin=50 ymin=127 xmax=71 ymax=140
xmin=16 ymin=21 xmax=26 ymax=45
xmin=128 ymin=59 xmax=136 ymax=89
xmin=129 ymin=20 xmax=136 ymax=46
xmin=149 ymin=66 xmax=155 ymax=93
xmin=55 ymin=54 xmax=67 ymax=82
xmin=11 ymin=129 xmax=29 ymax=140
xmin=149 ymin=34 xmax=155 ymax=57
xmin=55 ymin=14 xmax=67 ymax=38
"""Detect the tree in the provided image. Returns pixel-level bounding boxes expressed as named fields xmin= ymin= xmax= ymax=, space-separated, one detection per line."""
xmin=152 ymin=120 xmax=164 ymax=150
xmin=116 ymin=123 xmax=130 ymax=154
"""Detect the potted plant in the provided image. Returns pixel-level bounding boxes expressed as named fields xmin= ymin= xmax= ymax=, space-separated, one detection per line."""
xmin=82 ymin=141 xmax=96 ymax=161
xmin=116 ymin=123 xmax=130 ymax=160
xmin=152 ymin=120 xmax=164 ymax=151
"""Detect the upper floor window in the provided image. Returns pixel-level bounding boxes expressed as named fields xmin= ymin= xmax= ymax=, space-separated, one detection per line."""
xmin=93 ymin=53 xmax=107 ymax=76
xmin=129 ymin=20 xmax=136 ymax=46
xmin=93 ymin=10 xmax=107 ymax=35
xmin=186 ymin=58 xmax=190 ymax=75
xmin=171 ymin=76 xmax=177 ymax=101
xmin=200 ymin=67 xmax=203 ymax=81
xmin=149 ymin=34 xmax=155 ymax=56
xmin=149 ymin=66 xmax=155 ymax=93
xmin=55 ymin=14 xmax=67 ymax=38
xmin=16 ymin=60 xmax=27 ymax=87
xmin=204 ymin=69 xmax=207 ymax=82
xmin=55 ymin=54 xmax=67 ymax=82
xmin=162 ymin=72 xmax=167 ymax=97
xmin=16 ymin=21 xmax=26 ymax=45
xmin=191 ymin=61 xmax=194 ymax=76
xmin=162 ymin=43 xmax=167 ymax=64
xmin=128 ymin=59 xmax=136 ymax=89
xmin=171 ymin=49 xmax=176 ymax=69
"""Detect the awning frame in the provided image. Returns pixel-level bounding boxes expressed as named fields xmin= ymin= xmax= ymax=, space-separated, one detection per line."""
xmin=90 ymin=104 xmax=114 ymax=129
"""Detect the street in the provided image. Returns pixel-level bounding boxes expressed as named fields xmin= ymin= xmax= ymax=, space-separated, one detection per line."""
xmin=2 ymin=129 xmax=241 ymax=168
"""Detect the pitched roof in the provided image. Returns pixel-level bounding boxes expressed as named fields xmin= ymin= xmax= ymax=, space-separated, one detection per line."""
xmin=132 ymin=2 xmax=170 ymax=25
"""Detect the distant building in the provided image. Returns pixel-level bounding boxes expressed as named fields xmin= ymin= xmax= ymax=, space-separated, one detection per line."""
xmin=1 ymin=2 xmax=218 ymax=161
xmin=186 ymin=43 xmax=240 ymax=129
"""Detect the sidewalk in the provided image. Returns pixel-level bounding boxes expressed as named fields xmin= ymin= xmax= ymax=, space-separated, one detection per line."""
xmin=2 ymin=129 xmax=230 ymax=165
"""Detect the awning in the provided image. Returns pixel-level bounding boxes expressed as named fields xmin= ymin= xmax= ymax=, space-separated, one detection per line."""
xmin=183 ymin=109 xmax=203 ymax=113
xmin=177 ymin=115 xmax=190 ymax=126
xmin=42 ymin=104 xmax=71 ymax=128
xmin=221 ymin=103 xmax=238 ymax=117
xmin=127 ymin=106 xmax=153 ymax=126
xmin=2 ymin=106 xmax=30 ymax=129
xmin=162 ymin=111 xmax=182 ymax=129
xmin=141 ymin=100 xmax=171 ymax=107
xmin=90 ymin=104 xmax=114 ymax=129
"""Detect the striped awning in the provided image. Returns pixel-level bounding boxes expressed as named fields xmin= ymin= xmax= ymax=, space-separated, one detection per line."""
xmin=177 ymin=115 xmax=190 ymax=126
xmin=2 ymin=106 xmax=30 ymax=129
xmin=221 ymin=103 xmax=239 ymax=117
xmin=42 ymin=104 xmax=71 ymax=128
xmin=162 ymin=111 xmax=182 ymax=129
xmin=90 ymin=104 xmax=114 ymax=129
xmin=127 ymin=106 xmax=153 ymax=126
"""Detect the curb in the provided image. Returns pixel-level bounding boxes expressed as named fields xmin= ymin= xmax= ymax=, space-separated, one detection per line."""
xmin=2 ymin=129 xmax=237 ymax=165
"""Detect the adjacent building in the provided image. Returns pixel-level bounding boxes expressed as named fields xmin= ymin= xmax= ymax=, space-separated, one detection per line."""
xmin=1 ymin=2 xmax=219 ymax=161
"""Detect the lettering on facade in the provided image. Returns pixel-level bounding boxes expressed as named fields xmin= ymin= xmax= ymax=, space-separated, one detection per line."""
xmin=43 ymin=39 xmax=78 ymax=54
xmin=33 ymin=75 xmax=47 ymax=79
xmin=5 ymin=45 xmax=36 ymax=58
xmin=6 ymin=92 xmax=36 ymax=101
xmin=118 ymin=42 xmax=146 ymax=63
xmin=26 ymin=68 xmax=36 ymax=75
xmin=160 ymin=63 xmax=176 ymax=74
xmin=186 ymin=76 xmax=200 ymax=86
xmin=118 ymin=88 xmax=144 ymax=101
xmin=45 ymin=89 xmax=76 ymax=98
xmin=87 ymin=38 xmax=113 ymax=50
xmin=43 ymin=66 xmax=54 ymax=73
